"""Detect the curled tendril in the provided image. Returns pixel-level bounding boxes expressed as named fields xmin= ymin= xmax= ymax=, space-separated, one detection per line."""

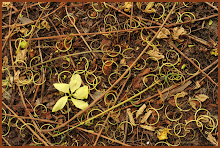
xmin=145 ymin=56 xmax=160 ymax=72
xmin=165 ymin=105 xmax=183 ymax=122
xmin=92 ymin=2 xmax=104 ymax=12
xmin=149 ymin=99 xmax=164 ymax=110
xmin=134 ymin=58 xmax=147 ymax=70
xmin=2 ymin=122 xmax=10 ymax=137
xmin=122 ymin=48 xmax=134 ymax=59
xmin=108 ymin=72 xmax=121 ymax=88
xmin=38 ymin=2 xmax=50 ymax=9
xmin=87 ymin=9 xmax=98 ymax=19
xmin=107 ymin=44 xmax=121 ymax=57
xmin=118 ymin=121 xmax=134 ymax=135
xmin=104 ymin=14 xmax=117 ymax=26
xmin=151 ymin=3 xmax=165 ymax=21
xmin=22 ymin=25 xmax=35 ymax=37
xmin=33 ymin=104 xmax=48 ymax=117
xmin=20 ymin=123 xmax=36 ymax=137
xmin=185 ymin=58 xmax=200 ymax=75
xmin=90 ymin=40 xmax=101 ymax=50
xmin=174 ymin=93 xmax=191 ymax=112
xmin=84 ymin=72 xmax=98 ymax=91
xmin=165 ymin=50 xmax=180 ymax=66
xmin=62 ymin=15 xmax=76 ymax=27
xmin=58 ymin=71 xmax=72 ymax=83
xmin=145 ymin=108 xmax=160 ymax=125
xmin=104 ymin=91 xmax=117 ymax=107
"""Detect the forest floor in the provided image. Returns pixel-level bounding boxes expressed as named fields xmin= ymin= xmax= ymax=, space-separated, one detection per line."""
xmin=2 ymin=2 xmax=218 ymax=146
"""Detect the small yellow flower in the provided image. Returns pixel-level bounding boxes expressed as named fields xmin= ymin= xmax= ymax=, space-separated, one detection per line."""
xmin=157 ymin=128 xmax=169 ymax=140
xmin=52 ymin=74 xmax=89 ymax=112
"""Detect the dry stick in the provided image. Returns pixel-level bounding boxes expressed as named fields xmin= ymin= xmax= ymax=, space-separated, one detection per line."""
xmin=199 ymin=64 xmax=218 ymax=83
xmin=122 ymin=59 xmax=218 ymax=109
xmin=65 ymin=5 xmax=98 ymax=59
xmin=41 ymin=2 xmax=177 ymax=133
xmin=2 ymin=3 xmax=26 ymax=50
xmin=2 ymin=26 xmax=160 ymax=41
xmin=169 ymin=43 xmax=218 ymax=87
xmin=2 ymin=102 xmax=49 ymax=146
xmin=128 ymin=2 xmax=133 ymax=45
xmin=2 ymin=113 xmax=130 ymax=146
xmin=2 ymin=136 xmax=11 ymax=146
xmin=93 ymin=74 xmax=131 ymax=146
xmin=205 ymin=2 xmax=218 ymax=11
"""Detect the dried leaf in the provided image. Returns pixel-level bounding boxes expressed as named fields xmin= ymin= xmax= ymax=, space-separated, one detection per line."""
xmin=195 ymin=94 xmax=209 ymax=102
xmin=127 ymin=108 xmax=136 ymax=126
xmin=10 ymin=70 xmax=32 ymax=86
xmin=172 ymin=27 xmax=186 ymax=42
xmin=41 ymin=20 xmax=50 ymax=31
xmin=15 ymin=48 xmax=27 ymax=62
xmin=19 ymin=17 xmax=33 ymax=24
xmin=189 ymin=97 xmax=197 ymax=110
xmin=120 ymin=58 xmax=126 ymax=65
xmin=140 ymin=125 xmax=155 ymax=131
xmin=147 ymin=47 xmax=164 ymax=60
xmin=136 ymin=104 xmax=146 ymax=118
xmin=157 ymin=27 xmax=170 ymax=39
xmin=193 ymin=81 xmax=201 ymax=89
xmin=206 ymin=133 xmax=218 ymax=146
xmin=137 ymin=68 xmax=151 ymax=77
xmin=175 ymin=91 xmax=188 ymax=99
xmin=143 ymin=2 xmax=156 ymax=13
xmin=140 ymin=109 xmax=152 ymax=123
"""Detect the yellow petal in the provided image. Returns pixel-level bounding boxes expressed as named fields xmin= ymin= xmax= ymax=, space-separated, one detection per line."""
xmin=52 ymin=96 xmax=68 ymax=112
xmin=71 ymin=98 xmax=88 ymax=110
xmin=73 ymin=86 xmax=89 ymax=99
xmin=157 ymin=128 xmax=169 ymax=140
xmin=69 ymin=74 xmax=82 ymax=93
xmin=53 ymin=83 xmax=69 ymax=93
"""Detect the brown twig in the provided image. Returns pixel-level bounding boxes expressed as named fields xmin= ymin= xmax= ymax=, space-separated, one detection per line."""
xmin=128 ymin=2 xmax=133 ymax=45
xmin=205 ymin=2 xmax=218 ymax=11
xmin=2 ymin=136 xmax=11 ymax=146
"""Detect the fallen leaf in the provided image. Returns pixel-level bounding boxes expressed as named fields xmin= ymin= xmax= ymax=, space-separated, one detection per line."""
xmin=157 ymin=27 xmax=170 ymax=39
xmin=137 ymin=68 xmax=151 ymax=77
xmin=147 ymin=47 xmax=164 ymax=60
xmin=143 ymin=2 xmax=156 ymax=13
xmin=140 ymin=109 xmax=152 ymax=123
xmin=120 ymin=58 xmax=126 ymax=65
xmin=140 ymin=125 xmax=155 ymax=131
xmin=41 ymin=20 xmax=50 ymax=31
xmin=193 ymin=81 xmax=201 ymax=89
xmin=189 ymin=97 xmax=197 ymax=110
xmin=136 ymin=104 xmax=146 ymax=119
xmin=195 ymin=94 xmax=209 ymax=102
xmin=127 ymin=108 xmax=136 ymax=126
xmin=172 ymin=27 xmax=186 ymax=42
xmin=206 ymin=133 xmax=218 ymax=146
xmin=15 ymin=48 xmax=28 ymax=62
xmin=19 ymin=17 xmax=33 ymax=24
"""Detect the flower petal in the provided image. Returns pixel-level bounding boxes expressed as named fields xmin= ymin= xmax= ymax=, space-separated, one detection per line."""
xmin=73 ymin=86 xmax=89 ymax=99
xmin=69 ymin=74 xmax=82 ymax=93
xmin=52 ymin=96 xmax=68 ymax=112
xmin=71 ymin=98 xmax=88 ymax=110
xmin=53 ymin=83 xmax=70 ymax=93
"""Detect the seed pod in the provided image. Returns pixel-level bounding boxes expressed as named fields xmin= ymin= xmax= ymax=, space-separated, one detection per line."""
xmin=127 ymin=108 xmax=136 ymax=126
xmin=140 ymin=109 xmax=152 ymax=123
xmin=136 ymin=104 xmax=146 ymax=119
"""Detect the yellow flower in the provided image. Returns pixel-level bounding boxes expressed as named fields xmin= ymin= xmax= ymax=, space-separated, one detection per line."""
xmin=52 ymin=74 xmax=89 ymax=112
xmin=157 ymin=128 xmax=169 ymax=140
